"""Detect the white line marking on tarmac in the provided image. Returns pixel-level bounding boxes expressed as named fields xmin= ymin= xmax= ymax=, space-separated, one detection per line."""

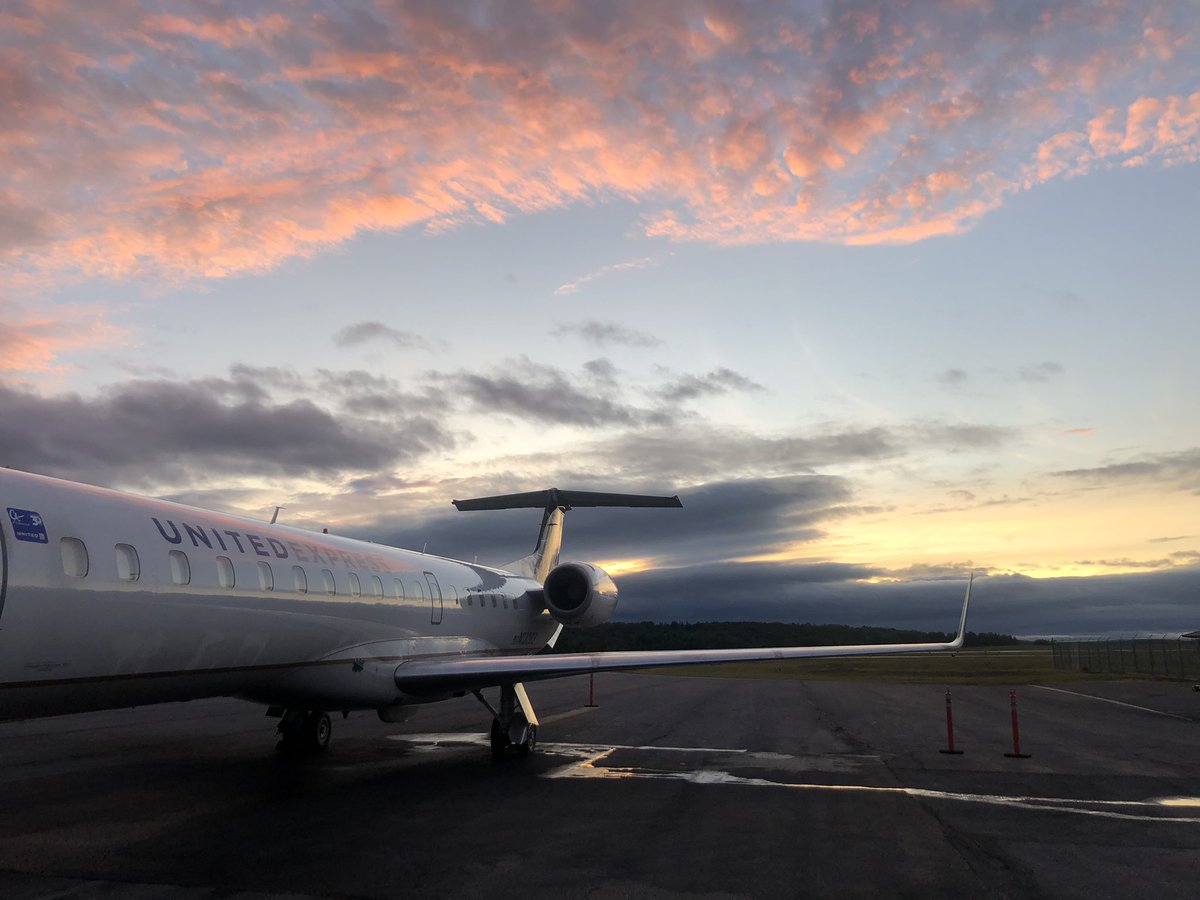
xmin=1030 ymin=685 xmax=1194 ymax=720
xmin=542 ymin=746 xmax=1200 ymax=824
xmin=390 ymin=733 xmax=1200 ymax=824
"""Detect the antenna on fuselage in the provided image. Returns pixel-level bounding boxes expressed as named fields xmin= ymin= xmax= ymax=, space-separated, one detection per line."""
xmin=270 ymin=506 xmax=286 ymax=525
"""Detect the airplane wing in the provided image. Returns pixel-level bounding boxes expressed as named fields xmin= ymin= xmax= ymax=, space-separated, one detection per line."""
xmin=394 ymin=574 xmax=974 ymax=693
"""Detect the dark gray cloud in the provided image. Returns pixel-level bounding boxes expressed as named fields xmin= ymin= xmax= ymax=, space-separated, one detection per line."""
xmin=356 ymin=475 xmax=856 ymax=569
xmin=0 ymin=378 xmax=448 ymax=487
xmin=333 ymin=321 xmax=431 ymax=350
xmin=551 ymin=320 xmax=660 ymax=348
xmin=617 ymin=566 xmax=1200 ymax=638
xmin=435 ymin=358 xmax=672 ymax=428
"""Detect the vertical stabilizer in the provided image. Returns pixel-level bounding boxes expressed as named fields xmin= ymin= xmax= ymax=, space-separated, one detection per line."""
xmin=452 ymin=488 xmax=682 ymax=583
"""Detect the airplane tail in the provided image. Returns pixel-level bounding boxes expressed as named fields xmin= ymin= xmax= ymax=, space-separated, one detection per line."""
xmin=452 ymin=489 xmax=682 ymax=583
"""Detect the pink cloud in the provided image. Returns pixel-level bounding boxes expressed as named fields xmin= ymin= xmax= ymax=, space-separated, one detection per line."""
xmin=0 ymin=0 xmax=1197 ymax=290
xmin=0 ymin=302 xmax=123 ymax=375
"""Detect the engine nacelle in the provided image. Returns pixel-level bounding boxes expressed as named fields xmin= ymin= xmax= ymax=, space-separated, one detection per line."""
xmin=542 ymin=561 xmax=619 ymax=628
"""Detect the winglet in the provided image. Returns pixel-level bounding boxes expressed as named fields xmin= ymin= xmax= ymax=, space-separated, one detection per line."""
xmin=948 ymin=572 xmax=974 ymax=650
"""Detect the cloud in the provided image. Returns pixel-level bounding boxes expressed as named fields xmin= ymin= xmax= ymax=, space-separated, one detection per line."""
xmin=554 ymin=257 xmax=656 ymax=296
xmin=333 ymin=321 xmax=432 ymax=351
xmin=910 ymin=423 xmax=1016 ymax=450
xmin=1 ymin=2 xmax=1196 ymax=289
xmin=937 ymin=368 xmax=969 ymax=386
xmin=0 ymin=375 xmax=450 ymax=487
xmin=551 ymin=320 xmax=661 ymax=348
xmin=434 ymin=357 xmax=671 ymax=429
xmin=653 ymin=368 xmax=764 ymax=403
xmin=360 ymin=474 xmax=858 ymax=570
xmin=1052 ymin=448 xmax=1200 ymax=492
xmin=1018 ymin=361 xmax=1065 ymax=383
xmin=617 ymin=566 xmax=1200 ymax=637
xmin=0 ymin=302 xmax=123 ymax=374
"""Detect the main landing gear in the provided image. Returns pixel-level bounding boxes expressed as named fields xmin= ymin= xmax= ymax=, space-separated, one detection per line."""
xmin=275 ymin=708 xmax=332 ymax=755
xmin=475 ymin=683 xmax=538 ymax=760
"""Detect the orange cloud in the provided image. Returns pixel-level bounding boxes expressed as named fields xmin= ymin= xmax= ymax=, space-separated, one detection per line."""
xmin=0 ymin=1 xmax=1196 ymax=289
xmin=0 ymin=303 xmax=123 ymax=374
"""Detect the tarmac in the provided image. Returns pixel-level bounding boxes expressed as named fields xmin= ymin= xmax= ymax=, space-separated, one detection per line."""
xmin=0 ymin=672 xmax=1198 ymax=899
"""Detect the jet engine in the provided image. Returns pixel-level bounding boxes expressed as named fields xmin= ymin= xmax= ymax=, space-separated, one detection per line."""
xmin=542 ymin=561 xmax=619 ymax=628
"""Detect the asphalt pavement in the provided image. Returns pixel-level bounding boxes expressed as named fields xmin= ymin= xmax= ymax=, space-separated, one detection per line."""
xmin=0 ymin=673 xmax=1197 ymax=899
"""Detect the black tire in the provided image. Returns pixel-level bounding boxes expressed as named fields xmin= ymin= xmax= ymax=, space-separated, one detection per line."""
xmin=490 ymin=718 xmax=508 ymax=760
xmin=304 ymin=711 xmax=332 ymax=752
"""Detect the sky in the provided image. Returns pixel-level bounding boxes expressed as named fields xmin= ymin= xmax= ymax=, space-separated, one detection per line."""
xmin=2 ymin=0 xmax=1198 ymax=637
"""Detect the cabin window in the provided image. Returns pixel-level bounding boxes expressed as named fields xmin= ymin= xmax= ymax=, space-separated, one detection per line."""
xmin=216 ymin=556 xmax=235 ymax=589
xmin=115 ymin=543 xmax=140 ymax=581
xmin=293 ymin=566 xmax=308 ymax=594
xmin=258 ymin=561 xmax=274 ymax=591
xmin=467 ymin=595 xmax=473 ymax=606
xmin=322 ymin=569 xmax=335 ymax=595
xmin=450 ymin=586 xmax=459 ymax=606
xmin=513 ymin=597 xmax=519 ymax=610
xmin=60 ymin=537 xmax=89 ymax=578
xmin=169 ymin=549 xmax=190 ymax=585
xmin=412 ymin=579 xmax=425 ymax=600
xmin=503 ymin=597 xmax=508 ymax=609
xmin=348 ymin=572 xmax=361 ymax=597
xmin=492 ymin=595 xmax=497 ymax=608
xmin=371 ymin=575 xmax=383 ymax=599
xmin=393 ymin=579 xmax=405 ymax=601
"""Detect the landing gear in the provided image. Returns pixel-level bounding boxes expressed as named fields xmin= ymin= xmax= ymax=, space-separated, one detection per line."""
xmin=276 ymin=709 xmax=332 ymax=755
xmin=476 ymin=683 xmax=539 ymax=760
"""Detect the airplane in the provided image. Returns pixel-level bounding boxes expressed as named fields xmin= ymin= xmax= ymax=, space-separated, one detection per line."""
xmin=0 ymin=468 xmax=972 ymax=758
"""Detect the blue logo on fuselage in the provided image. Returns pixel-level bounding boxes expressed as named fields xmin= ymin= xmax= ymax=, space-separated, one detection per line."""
xmin=7 ymin=508 xmax=49 ymax=543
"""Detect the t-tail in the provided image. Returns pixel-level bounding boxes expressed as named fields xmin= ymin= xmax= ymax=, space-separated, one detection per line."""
xmin=451 ymin=488 xmax=683 ymax=582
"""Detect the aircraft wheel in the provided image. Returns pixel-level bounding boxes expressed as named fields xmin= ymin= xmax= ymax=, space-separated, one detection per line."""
xmin=517 ymin=724 xmax=537 ymax=758
xmin=306 ymin=711 xmax=332 ymax=752
xmin=490 ymin=718 xmax=509 ymax=760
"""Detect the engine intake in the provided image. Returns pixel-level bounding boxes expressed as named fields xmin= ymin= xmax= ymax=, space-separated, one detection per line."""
xmin=542 ymin=562 xmax=619 ymax=628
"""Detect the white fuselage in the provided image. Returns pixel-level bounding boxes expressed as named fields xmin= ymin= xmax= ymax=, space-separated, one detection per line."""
xmin=0 ymin=469 xmax=559 ymax=720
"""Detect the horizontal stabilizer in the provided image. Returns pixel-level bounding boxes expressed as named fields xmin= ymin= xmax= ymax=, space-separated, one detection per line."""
xmin=453 ymin=489 xmax=681 ymax=511
xmin=453 ymin=487 xmax=682 ymax=582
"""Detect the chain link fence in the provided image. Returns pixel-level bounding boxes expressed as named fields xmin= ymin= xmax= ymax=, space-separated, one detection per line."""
xmin=1051 ymin=638 xmax=1200 ymax=680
